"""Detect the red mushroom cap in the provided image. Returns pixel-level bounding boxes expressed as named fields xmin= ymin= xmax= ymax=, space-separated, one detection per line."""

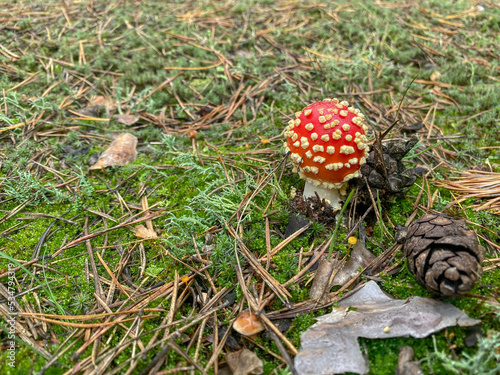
xmin=284 ymin=98 xmax=369 ymax=189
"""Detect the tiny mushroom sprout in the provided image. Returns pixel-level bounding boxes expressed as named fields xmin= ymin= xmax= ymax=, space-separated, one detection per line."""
xmin=284 ymin=98 xmax=370 ymax=211
xmin=233 ymin=311 xmax=265 ymax=336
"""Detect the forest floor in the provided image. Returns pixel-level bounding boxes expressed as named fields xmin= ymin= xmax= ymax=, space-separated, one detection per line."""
xmin=0 ymin=0 xmax=499 ymax=374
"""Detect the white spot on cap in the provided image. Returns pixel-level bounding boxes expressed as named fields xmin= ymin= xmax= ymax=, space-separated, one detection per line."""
xmin=301 ymin=137 xmax=309 ymax=149
xmin=324 ymin=123 xmax=331 ymax=130
xmin=325 ymin=162 xmax=343 ymax=171
xmin=345 ymin=163 xmax=351 ymax=168
xmin=310 ymin=166 xmax=319 ymax=174
xmin=321 ymin=134 xmax=330 ymax=142
xmin=332 ymin=119 xmax=339 ymax=126
xmin=340 ymin=100 xmax=349 ymax=107
xmin=294 ymin=118 xmax=301 ymax=126
xmin=305 ymin=151 xmax=313 ymax=159
xmin=326 ymin=146 xmax=335 ymax=154
xmin=349 ymin=158 xmax=358 ymax=164
xmin=342 ymin=124 xmax=350 ymax=131
xmin=325 ymin=114 xmax=332 ymax=121
xmin=342 ymin=169 xmax=361 ymax=182
xmin=304 ymin=109 xmax=312 ymax=116
xmin=345 ymin=134 xmax=353 ymax=141
xmin=318 ymin=116 xmax=326 ymax=123
xmin=332 ymin=130 xmax=342 ymax=140
xmin=305 ymin=123 xmax=314 ymax=131
xmin=313 ymin=156 xmax=326 ymax=164
xmin=339 ymin=110 xmax=348 ymax=117
xmin=292 ymin=133 xmax=298 ymax=141
xmin=311 ymin=133 xmax=318 ymax=141
xmin=293 ymin=141 xmax=300 ymax=148
xmin=295 ymin=111 xmax=302 ymax=118
xmin=340 ymin=145 xmax=355 ymax=155
xmin=357 ymin=142 xmax=367 ymax=150
xmin=318 ymin=108 xmax=324 ymax=115
xmin=312 ymin=144 xmax=324 ymax=153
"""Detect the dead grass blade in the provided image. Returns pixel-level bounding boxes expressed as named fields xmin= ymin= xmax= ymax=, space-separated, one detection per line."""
xmin=434 ymin=170 xmax=500 ymax=214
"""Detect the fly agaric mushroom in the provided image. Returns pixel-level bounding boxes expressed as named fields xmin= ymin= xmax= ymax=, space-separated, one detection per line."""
xmin=233 ymin=311 xmax=265 ymax=336
xmin=284 ymin=98 xmax=369 ymax=210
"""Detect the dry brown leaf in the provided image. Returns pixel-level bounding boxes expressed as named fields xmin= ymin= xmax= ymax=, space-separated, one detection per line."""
xmin=395 ymin=346 xmax=422 ymax=375
xmin=90 ymin=95 xmax=117 ymax=111
xmin=295 ymin=281 xmax=480 ymax=375
xmin=309 ymin=257 xmax=335 ymax=302
xmin=225 ymin=349 xmax=263 ymax=375
xmin=116 ymin=114 xmax=140 ymax=126
xmin=134 ymin=224 xmax=157 ymax=239
xmin=73 ymin=105 xmax=101 ymax=118
xmin=89 ymin=133 xmax=138 ymax=170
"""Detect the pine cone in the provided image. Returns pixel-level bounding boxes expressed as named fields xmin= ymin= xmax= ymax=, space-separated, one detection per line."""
xmin=404 ymin=214 xmax=485 ymax=297
xmin=351 ymin=135 xmax=420 ymax=205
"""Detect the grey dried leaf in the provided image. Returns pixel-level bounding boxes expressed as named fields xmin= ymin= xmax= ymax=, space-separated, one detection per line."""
xmin=295 ymin=281 xmax=480 ymax=375
xmin=331 ymin=241 xmax=375 ymax=286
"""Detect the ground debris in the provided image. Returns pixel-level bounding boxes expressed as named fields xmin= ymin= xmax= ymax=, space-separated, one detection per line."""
xmin=89 ymin=133 xmax=138 ymax=170
xmin=289 ymin=193 xmax=338 ymax=225
xmin=295 ymin=281 xmax=480 ymax=375
xmin=433 ymin=170 xmax=500 ymax=215
xmin=225 ymin=349 xmax=263 ymax=375
xmin=116 ymin=113 xmax=140 ymax=126
xmin=331 ymin=241 xmax=376 ymax=286
xmin=133 ymin=224 xmax=157 ymax=239
xmin=352 ymin=135 xmax=420 ymax=206
xmin=395 ymin=346 xmax=422 ymax=375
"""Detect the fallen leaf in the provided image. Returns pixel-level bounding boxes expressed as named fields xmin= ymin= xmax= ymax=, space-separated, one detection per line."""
xmin=331 ymin=241 xmax=376 ymax=286
xmin=430 ymin=71 xmax=441 ymax=81
xmin=116 ymin=114 xmax=139 ymax=126
xmin=73 ymin=105 xmax=101 ymax=118
xmin=395 ymin=346 xmax=422 ymax=375
xmin=90 ymin=95 xmax=117 ymax=112
xmin=134 ymin=224 xmax=157 ymax=239
xmin=89 ymin=133 xmax=138 ymax=170
xmin=309 ymin=257 xmax=335 ymax=302
xmin=295 ymin=281 xmax=480 ymax=375
xmin=225 ymin=349 xmax=263 ymax=375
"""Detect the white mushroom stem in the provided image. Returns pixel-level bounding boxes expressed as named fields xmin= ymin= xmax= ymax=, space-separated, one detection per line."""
xmin=303 ymin=181 xmax=344 ymax=211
